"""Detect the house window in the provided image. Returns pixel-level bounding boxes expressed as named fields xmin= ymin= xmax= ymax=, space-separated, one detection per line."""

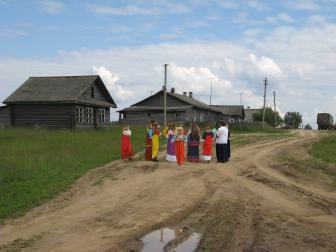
xmin=148 ymin=113 xmax=151 ymax=117
xmin=76 ymin=107 xmax=84 ymax=123
xmin=86 ymin=108 xmax=93 ymax=124
xmin=200 ymin=113 xmax=204 ymax=122
xmin=175 ymin=113 xmax=181 ymax=118
xmin=98 ymin=109 xmax=105 ymax=123
xmin=91 ymin=87 xmax=95 ymax=98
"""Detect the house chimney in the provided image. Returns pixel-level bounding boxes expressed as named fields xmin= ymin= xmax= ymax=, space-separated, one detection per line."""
xmin=183 ymin=92 xmax=187 ymax=96
xmin=189 ymin=92 xmax=193 ymax=98
xmin=171 ymin=87 xmax=175 ymax=93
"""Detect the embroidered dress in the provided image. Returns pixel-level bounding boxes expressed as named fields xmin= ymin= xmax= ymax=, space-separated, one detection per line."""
xmin=172 ymin=134 xmax=187 ymax=166
xmin=166 ymin=130 xmax=177 ymax=162
xmin=202 ymin=131 xmax=214 ymax=161
xmin=187 ymin=133 xmax=200 ymax=162
xmin=121 ymin=130 xmax=133 ymax=160
xmin=152 ymin=129 xmax=161 ymax=160
xmin=145 ymin=128 xmax=153 ymax=161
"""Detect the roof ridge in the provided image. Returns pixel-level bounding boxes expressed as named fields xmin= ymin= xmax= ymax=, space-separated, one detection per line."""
xmin=29 ymin=75 xmax=99 ymax=79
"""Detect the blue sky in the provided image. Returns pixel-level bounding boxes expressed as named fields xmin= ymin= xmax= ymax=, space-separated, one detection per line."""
xmin=1 ymin=0 xmax=336 ymax=127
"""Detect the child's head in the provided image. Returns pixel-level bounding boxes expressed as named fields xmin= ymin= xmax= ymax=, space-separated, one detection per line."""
xmin=205 ymin=125 xmax=211 ymax=131
xmin=176 ymin=126 xmax=184 ymax=134
xmin=123 ymin=125 xmax=129 ymax=131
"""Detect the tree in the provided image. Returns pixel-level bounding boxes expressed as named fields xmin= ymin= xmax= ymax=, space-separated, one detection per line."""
xmin=253 ymin=107 xmax=283 ymax=127
xmin=284 ymin=112 xmax=302 ymax=129
xmin=304 ymin=124 xmax=312 ymax=130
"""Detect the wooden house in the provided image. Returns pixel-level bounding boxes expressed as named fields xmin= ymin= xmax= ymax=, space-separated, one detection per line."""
xmin=244 ymin=108 xmax=262 ymax=122
xmin=118 ymin=88 xmax=223 ymax=124
xmin=212 ymin=105 xmax=245 ymax=123
xmin=2 ymin=75 xmax=117 ymax=129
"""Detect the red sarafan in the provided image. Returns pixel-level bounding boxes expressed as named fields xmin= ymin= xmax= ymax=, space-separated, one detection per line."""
xmin=121 ymin=126 xmax=134 ymax=160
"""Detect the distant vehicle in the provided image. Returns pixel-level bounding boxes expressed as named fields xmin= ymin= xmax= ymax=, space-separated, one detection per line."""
xmin=317 ymin=113 xmax=334 ymax=130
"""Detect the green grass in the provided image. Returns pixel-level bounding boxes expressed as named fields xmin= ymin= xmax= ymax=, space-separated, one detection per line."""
xmin=0 ymin=126 xmax=146 ymax=221
xmin=312 ymin=134 xmax=336 ymax=164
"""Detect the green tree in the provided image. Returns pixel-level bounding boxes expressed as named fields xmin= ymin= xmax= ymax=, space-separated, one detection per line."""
xmin=253 ymin=107 xmax=283 ymax=127
xmin=284 ymin=112 xmax=302 ymax=129
xmin=304 ymin=124 xmax=312 ymax=130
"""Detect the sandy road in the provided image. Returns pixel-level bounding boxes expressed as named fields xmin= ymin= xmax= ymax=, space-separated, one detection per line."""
xmin=1 ymin=131 xmax=336 ymax=251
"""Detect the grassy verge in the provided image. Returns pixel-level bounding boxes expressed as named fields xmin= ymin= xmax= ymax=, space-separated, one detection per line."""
xmin=0 ymin=126 xmax=146 ymax=221
xmin=274 ymin=134 xmax=336 ymax=189
xmin=312 ymin=134 xmax=336 ymax=164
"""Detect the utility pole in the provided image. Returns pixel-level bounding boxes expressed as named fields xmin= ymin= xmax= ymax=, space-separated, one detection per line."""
xmin=273 ymin=91 xmax=276 ymax=128
xmin=210 ymin=78 xmax=213 ymax=107
xmin=163 ymin=64 xmax=169 ymax=126
xmin=262 ymin=77 xmax=268 ymax=128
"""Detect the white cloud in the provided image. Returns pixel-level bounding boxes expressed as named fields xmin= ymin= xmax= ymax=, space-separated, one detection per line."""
xmin=168 ymin=62 xmax=232 ymax=93
xmin=92 ymin=66 xmax=134 ymax=101
xmin=266 ymin=13 xmax=294 ymax=24
xmin=0 ymin=29 xmax=28 ymax=38
xmin=90 ymin=5 xmax=159 ymax=15
xmin=37 ymin=0 xmax=65 ymax=14
xmin=285 ymin=0 xmax=320 ymax=11
xmin=247 ymin=0 xmax=269 ymax=11
xmin=249 ymin=54 xmax=282 ymax=77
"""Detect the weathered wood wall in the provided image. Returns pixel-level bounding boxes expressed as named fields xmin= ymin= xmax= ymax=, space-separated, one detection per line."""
xmin=0 ymin=106 xmax=11 ymax=127
xmin=11 ymin=104 xmax=74 ymax=129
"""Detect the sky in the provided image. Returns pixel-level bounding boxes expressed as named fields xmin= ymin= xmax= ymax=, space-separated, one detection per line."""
xmin=1 ymin=0 xmax=336 ymax=127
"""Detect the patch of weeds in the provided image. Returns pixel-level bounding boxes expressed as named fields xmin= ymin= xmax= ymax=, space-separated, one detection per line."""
xmin=0 ymin=234 xmax=42 ymax=252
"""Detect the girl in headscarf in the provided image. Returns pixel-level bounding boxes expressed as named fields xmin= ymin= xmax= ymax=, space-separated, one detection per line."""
xmin=121 ymin=125 xmax=134 ymax=160
xmin=187 ymin=122 xmax=201 ymax=162
xmin=201 ymin=125 xmax=215 ymax=163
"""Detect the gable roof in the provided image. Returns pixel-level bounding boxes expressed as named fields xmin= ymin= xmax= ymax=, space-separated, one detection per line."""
xmin=130 ymin=90 xmax=221 ymax=113
xmin=3 ymin=75 xmax=117 ymax=108
xmin=212 ymin=105 xmax=245 ymax=117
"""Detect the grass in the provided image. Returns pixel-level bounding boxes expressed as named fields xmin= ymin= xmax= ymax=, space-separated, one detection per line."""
xmin=0 ymin=126 xmax=146 ymax=221
xmin=312 ymin=134 xmax=336 ymax=164
xmin=275 ymin=133 xmax=336 ymax=188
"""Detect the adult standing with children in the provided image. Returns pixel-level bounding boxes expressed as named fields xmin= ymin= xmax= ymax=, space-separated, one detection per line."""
xmin=216 ymin=121 xmax=229 ymax=163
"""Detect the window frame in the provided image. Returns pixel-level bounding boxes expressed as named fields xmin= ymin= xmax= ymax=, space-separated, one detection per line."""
xmin=76 ymin=106 xmax=85 ymax=124
xmin=86 ymin=107 xmax=93 ymax=124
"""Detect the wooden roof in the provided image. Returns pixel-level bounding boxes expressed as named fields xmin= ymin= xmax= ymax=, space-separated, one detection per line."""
xmin=3 ymin=75 xmax=117 ymax=108
xmin=129 ymin=90 xmax=221 ymax=113
xmin=212 ymin=105 xmax=245 ymax=117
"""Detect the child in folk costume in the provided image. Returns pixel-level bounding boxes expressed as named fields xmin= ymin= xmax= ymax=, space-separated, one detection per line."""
xmin=151 ymin=123 xmax=161 ymax=161
xmin=172 ymin=126 xmax=187 ymax=169
xmin=201 ymin=125 xmax=215 ymax=162
xmin=187 ymin=122 xmax=201 ymax=162
xmin=166 ymin=124 xmax=177 ymax=162
xmin=145 ymin=122 xmax=153 ymax=161
xmin=121 ymin=125 xmax=134 ymax=160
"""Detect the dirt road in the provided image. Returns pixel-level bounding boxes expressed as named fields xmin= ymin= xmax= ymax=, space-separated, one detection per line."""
xmin=1 ymin=131 xmax=336 ymax=251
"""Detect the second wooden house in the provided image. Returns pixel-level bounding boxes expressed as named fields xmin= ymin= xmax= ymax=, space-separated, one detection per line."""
xmin=118 ymin=88 xmax=223 ymax=125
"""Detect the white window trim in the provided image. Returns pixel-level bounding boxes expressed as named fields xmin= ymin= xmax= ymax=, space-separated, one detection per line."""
xmin=86 ymin=108 xmax=93 ymax=124
xmin=76 ymin=106 xmax=85 ymax=124
xmin=98 ymin=108 xmax=105 ymax=123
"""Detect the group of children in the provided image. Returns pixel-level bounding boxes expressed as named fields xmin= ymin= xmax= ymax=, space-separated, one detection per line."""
xmin=121 ymin=120 xmax=230 ymax=169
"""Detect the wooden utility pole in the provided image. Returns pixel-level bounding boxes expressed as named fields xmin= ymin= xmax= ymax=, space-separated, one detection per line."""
xmin=262 ymin=78 xmax=268 ymax=128
xmin=273 ymin=91 xmax=276 ymax=128
xmin=163 ymin=64 xmax=169 ymax=126
xmin=210 ymin=78 xmax=213 ymax=107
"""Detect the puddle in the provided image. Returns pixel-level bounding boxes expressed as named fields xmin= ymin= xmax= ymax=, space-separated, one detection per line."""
xmin=141 ymin=227 xmax=201 ymax=252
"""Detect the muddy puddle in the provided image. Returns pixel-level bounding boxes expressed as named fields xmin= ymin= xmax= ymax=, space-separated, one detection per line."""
xmin=141 ymin=227 xmax=201 ymax=252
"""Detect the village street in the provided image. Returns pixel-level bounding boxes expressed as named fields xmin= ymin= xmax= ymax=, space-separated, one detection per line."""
xmin=1 ymin=130 xmax=336 ymax=252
